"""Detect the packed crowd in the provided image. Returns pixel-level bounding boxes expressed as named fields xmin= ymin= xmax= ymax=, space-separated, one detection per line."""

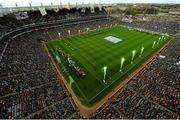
xmin=0 ymin=17 xmax=116 ymax=119
xmin=92 ymin=23 xmax=180 ymax=118
xmin=122 ymin=21 xmax=180 ymax=35
xmin=0 ymin=7 xmax=107 ymax=30
xmin=0 ymin=10 xmax=179 ymax=119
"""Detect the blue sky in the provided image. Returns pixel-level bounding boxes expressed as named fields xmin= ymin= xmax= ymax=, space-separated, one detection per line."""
xmin=0 ymin=0 xmax=179 ymax=7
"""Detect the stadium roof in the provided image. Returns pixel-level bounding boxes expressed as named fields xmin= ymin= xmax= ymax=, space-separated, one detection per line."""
xmin=0 ymin=0 xmax=180 ymax=8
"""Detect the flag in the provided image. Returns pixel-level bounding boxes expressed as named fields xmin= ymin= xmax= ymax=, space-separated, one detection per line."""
xmin=99 ymin=5 xmax=102 ymax=11
xmin=91 ymin=6 xmax=95 ymax=13
xmin=39 ymin=7 xmax=47 ymax=16
xmin=53 ymin=7 xmax=59 ymax=12
xmin=15 ymin=12 xmax=29 ymax=20
xmin=81 ymin=8 xmax=85 ymax=13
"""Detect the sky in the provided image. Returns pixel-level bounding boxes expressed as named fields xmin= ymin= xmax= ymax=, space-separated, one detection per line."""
xmin=0 ymin=0 xmax=179 ymax=7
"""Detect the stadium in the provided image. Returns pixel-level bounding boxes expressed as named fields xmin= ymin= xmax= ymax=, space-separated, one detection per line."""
xmin=0 ymin=0 xmax=179 ymax=119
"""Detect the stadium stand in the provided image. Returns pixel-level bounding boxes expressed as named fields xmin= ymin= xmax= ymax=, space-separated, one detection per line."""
xmin=0 ymin=5 xmax=179 ymax=119
xmin=122 ymin=21 xmax=180 ymax=35
xmin=0 ymin=8 xmax=107 ymax=28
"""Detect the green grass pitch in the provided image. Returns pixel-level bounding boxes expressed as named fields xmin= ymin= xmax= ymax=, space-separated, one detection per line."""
xmin=47 ymin=26 xmax=170 ymax=107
